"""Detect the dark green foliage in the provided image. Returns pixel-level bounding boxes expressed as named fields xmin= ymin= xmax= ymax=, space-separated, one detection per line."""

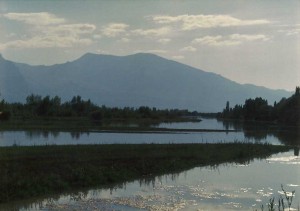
xmin=0 ymin=143 xmax=291 ymax=203
xmin=0 ymin=111 xmax=11 ymax=121
xmin=90 ymin=110 xmax=103 ymax=121
xmin=4 ymin=94 xmax=199 ymax=124
xmin=0 ymin=99 xmax=11 ymax=121
xmin=218 ymin=87 xmax=300 ymax=126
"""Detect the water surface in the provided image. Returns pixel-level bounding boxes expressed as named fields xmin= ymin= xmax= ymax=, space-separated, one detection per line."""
xmin=5 ymin=150 xmax=299 ymax=211
xmin=0 ymin=118 xmax=299 ymax=210
xmin=0 ymin=118 xmax=296 ymax=146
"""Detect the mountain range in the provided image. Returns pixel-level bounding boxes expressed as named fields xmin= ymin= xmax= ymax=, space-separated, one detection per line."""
xmin=0 ymin=53 xmax=291 ymax=112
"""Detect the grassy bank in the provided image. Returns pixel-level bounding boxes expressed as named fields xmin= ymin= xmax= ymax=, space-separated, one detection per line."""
xmin=0 ymin=116 xmax=201 ymax=131
xmin=0 ymin=117 xmax=238 ymax=133
xmin=0 ymin=143 xmax=291 ymax=203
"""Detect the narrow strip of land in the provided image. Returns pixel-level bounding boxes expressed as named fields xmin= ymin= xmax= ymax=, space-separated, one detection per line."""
xmin=0 ymin=143 xmax=291 ymax=203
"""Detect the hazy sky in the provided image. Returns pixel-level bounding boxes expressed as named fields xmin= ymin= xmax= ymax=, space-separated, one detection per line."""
xmin=0 ymin=0 xmax=299 ymax=91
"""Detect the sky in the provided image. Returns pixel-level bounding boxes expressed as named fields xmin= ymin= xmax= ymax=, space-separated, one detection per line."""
xmin=0 ymin=0 xmax=299 ymax=92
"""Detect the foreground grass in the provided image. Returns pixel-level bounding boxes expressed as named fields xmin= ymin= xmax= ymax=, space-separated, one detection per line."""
xmin=0 ymin=143 xmax=291 ymax=203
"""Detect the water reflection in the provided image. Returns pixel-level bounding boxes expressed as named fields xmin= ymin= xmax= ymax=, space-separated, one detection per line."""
xmin=155 ymin=118 xmax=299 ymax=146
xmin=3 ymin=151 xmax=299 ymax=211
xmin=25 ymin=131 xmax=60 ymax=139
xmin=220 ymin=120 xmax=300 ymax=146
xmin=294 ymin=147 xmax=299 ymax=156
xmin=25 ymin=131 xmax=91 ymax=140
xmin=0 ymin=118 xmax=298 ymax=146
xmin=70 ymin=131 xmax=90 ymax=140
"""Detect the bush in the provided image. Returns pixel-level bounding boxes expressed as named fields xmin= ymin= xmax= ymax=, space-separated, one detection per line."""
xmin=0 ymin=111 xmax=11 ymax=121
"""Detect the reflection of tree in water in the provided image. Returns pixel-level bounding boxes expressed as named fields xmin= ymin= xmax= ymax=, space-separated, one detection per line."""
xmin=294 ymin=147 xmax=299 ymax=156
xmin=3 ymin=152 xmax=279 ymax=211
xmin=221 ymin=120 xmax=300 ymax=146
xmin=273 ymin=129 xmax=300 ymax=146
xmin=243 ymin=130 xmax=268 ymax=142
xmin=70 ymin=131 xmax=90 ymax=140
xmin=25 ymin=131 xmax=60 ymax=139
xmin=218 ymin=120 xmax=243 ymax=131
xmin=138 ymin=173 xmax=181 ymax=188
xmin=42 ymin=131 xmax=49 ymax=138
xmin=52 ymin=131 xmax=59 ymax=138
xmin=25 ymin=131 xmax=41 ymax=139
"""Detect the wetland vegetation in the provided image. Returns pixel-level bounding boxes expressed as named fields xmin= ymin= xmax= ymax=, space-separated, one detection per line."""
xmin=0 ymin=143 xmax=292 ymax=203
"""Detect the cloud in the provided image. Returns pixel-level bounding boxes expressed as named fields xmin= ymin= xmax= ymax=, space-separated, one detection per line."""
xmin=152 ymin=14 xmax=270 ymax=30
xmin=102 ymin=23 xmax=129 ymax=37
xmin=180 ymin=46 xmax=197 ymax=52
xmin=96 ymin=49 xmax=109 ymax=54
xmin=173 ymin=55 xmax=185 ymax=60
xmin=1 ymin=12 xmax=96 ymax=50
xmin=132 ymin=27 xmax=171 ymax=37
xmin=192 ymin=34 xmax=270 ymax=46
xmin=55 ymin=24 xmax=96 ymax=34
xmin=158 ymin=38 xmax=171 ymax=44
xmin=118 ymin=38 xmax=131 ymax=43
xmin=286 ymin=29 xmax=300 ymax=36
xmin=0 ymin=36 xmax=93 ymax=50
xmin=229 ymin=34 xmax=270 ymax=41
xmin=93 ymin=34 xmax=102 ymax=39
xmin=134 ymin=49 xmax=167 ymax=54
xmin=276 ymin=24 xmax=300 ymax=36
xmin=3 ymin=12 xmax=65 ymax=25
xmin=193 ymin=36 xmax=240 ymax=46
xmin=146 ymin=49 xmax=167 ymax=54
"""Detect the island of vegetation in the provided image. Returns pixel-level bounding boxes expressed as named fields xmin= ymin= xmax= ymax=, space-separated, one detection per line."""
xmin=0 ymin=143 xmax=291 ymax=204
xmin=217 ymin=87 xmax=300 ymax=126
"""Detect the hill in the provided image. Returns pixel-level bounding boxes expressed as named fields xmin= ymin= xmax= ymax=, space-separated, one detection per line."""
xmin=0 ymin=53 xmax=292 ymax=112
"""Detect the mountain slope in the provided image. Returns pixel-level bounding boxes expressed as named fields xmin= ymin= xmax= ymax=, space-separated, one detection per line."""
xmin=0 ymin=55 xmax=30 ymax=101
xmin=0 ymin=53 xmax=291 ymax=112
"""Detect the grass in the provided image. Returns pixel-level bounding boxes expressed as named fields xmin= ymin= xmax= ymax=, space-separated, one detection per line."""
xmin=257 ymin=185 xmax=298 ymax=211
xmin=0 ymin=143 xmax=292 ymax=204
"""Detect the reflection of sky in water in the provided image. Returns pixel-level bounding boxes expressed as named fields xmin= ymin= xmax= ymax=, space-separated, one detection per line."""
xmin=154 ymin=118 xmax=232 ymax=130
xmin=0 ymin=130 xmax=282 ymax=146
xmin=0 ymin=119 xmax=291 ymax=146
xmin=11 ymin=151 xmax=299 ymax=211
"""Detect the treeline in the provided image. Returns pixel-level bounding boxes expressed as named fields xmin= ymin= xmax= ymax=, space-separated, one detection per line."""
xmin=0 ymin=94 xmax=199 ymax=122
xmin=217 ymin=87 xmax=300 ymax=126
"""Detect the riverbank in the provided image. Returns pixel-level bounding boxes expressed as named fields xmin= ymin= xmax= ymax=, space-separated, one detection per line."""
xmin=0 ymin=117 xmax=241 ymax=134
xmin=0 ymin=143 xmax=291 ymax=204
xmin=0 ymin=116 xmax=201 ymax=131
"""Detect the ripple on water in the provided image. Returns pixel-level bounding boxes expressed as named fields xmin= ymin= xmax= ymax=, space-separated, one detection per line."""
xmin=266 ymin=156 xmax=300 ymax=165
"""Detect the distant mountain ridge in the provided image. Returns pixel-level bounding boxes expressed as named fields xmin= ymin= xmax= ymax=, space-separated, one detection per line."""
xmin=0 ymin=53 xmax=292 ymax=112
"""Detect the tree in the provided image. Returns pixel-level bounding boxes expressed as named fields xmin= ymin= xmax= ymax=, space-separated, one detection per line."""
xmin=26 ymin=94 xmax=42 ymax=106
xmin=295 ymin=86 xmax=300 ymax=96
xmin=225 ymin=101 xmax=230 ymax=112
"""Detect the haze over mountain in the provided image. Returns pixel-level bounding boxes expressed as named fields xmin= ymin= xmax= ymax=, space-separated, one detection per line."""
xmin=0 ymin=53 xmax=291 ymax=112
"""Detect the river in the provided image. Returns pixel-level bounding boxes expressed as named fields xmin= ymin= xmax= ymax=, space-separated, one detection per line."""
xmin=0 ymin=118 xmax=298 ymax=146
xmin=0 ymin=118 xmax=299 ymax=210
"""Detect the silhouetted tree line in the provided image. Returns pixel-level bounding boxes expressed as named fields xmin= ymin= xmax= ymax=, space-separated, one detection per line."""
xmin=217 ymin=87 xmax=300 ymax=126
xmin=0 ymin=94 xmax=199 ymax=121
